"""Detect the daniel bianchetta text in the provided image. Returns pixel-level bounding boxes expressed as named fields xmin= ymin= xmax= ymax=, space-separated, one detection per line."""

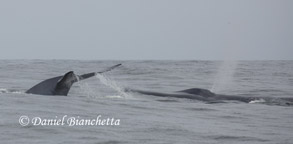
xmin=19 ymin=115 xmax=120 ymax=126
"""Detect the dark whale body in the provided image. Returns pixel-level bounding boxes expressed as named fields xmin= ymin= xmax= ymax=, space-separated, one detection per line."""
xmin=127 ymin=88 xmax=293 ymax=105
xmin=26 ymin=64 xmax=121 ymax=96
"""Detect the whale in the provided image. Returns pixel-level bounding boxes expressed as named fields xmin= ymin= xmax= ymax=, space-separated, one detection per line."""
xmin=125 ymin=88 xmax=245 ymax=102
xmin=126 ymin=88 xmax=293 ymax=105
xmin=26 ymin=64 xmax=122 ymax=96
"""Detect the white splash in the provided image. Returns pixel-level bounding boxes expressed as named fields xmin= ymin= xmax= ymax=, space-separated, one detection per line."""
xmin=0 ymin=88 xmax=23 ymax=94
xmin=0 ymin=88 xmax=9 ymax=93
xmin=76 ymin=82 xmax=95 ymax=98
xmin=11 ymin=91 xmax=23 ymax=94
xmin=105 ymin=95 xmax=124 ymax=99
xmin=249 ymin=99 xmax=266 ymax=104
xmin=96 ymin=74 xmax=131 ymax=98
xmin=211 ymin=61 xmax=238 ymax=93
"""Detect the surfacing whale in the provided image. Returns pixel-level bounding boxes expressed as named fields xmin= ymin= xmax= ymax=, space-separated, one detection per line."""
xmin=26 ymin=64 xmax=122 ymax=96
xmin=126 ymin=88 xmax=293 ymax=105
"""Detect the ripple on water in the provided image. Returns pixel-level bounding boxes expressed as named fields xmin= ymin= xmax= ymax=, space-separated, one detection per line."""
xmin=207 ymin=135 xmax=269 ymax=142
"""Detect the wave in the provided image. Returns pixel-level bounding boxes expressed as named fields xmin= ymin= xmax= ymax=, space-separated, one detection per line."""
xmin=0 ymin=88 xmax=23 ymax=94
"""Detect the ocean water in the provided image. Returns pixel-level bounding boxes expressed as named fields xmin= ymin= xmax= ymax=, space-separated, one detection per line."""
xmin=0 ymin=60 xmax=293 ymax=144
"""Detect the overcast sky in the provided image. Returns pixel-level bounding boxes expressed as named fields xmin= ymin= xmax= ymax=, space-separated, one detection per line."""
xmin=0 ymin=0 xmax=292 ymax=60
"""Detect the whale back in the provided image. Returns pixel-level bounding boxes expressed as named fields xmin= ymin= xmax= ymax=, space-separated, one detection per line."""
xmin=179 ymin=88 xmax=215 ymax=97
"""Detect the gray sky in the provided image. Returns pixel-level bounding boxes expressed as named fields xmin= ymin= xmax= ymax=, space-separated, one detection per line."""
xmin=0 ymin=0 xmax=292 ymax=60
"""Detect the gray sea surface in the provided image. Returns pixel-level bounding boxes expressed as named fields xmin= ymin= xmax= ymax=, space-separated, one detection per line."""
xmin=0 ymin=60 xmax=293 ymax=144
